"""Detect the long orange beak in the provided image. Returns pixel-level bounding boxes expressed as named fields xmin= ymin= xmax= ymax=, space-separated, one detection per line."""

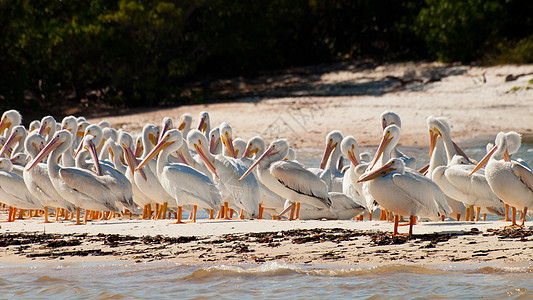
xmin=0 ymin=118 xmax=9 ymax=135
xmin=27 ymin=135 xmax=61 ymax=171
xmin=198 ymin=116 xmax=207 ymax=133
xmin=194 ymin=143 xmax=218 ymax=177
xmin=452 ymin=141 xmax=472 ymax=163
xmin=175 ymin=148 xmax=189 ymax=165
xmin=178 ymin=122 xmax=186 ymax=131
xmin=346 ymin=149 xmax=359 ymax=168
xmin=369 ymin=131 xmax=392 ymax=171
xmin=209 ymin=136 xmax=219 ymax=154
xmin=469 ymin=145 xmax=497 ymax=176
xmin=238 ymin=146 xmax=274 ymax=182
xmin=429 ymin=130 xmax=438 ymax=158
xmin=357 ymin=160 xmax=396 ymax=183
xmin=320 ymin=141 xmax=335 ymax=169
xmin=87 ymin=139 xmax=102 ymax=176
xmin=0 ymin=131 xmax=21 ymax=158
xmin=222 ymin=134 xmax=236 ymax=158
xmin=122 ymin=144 xmax=146 ymax=180
xmin=503 ymin=149 xmax=511 ymax=162
xmin=135 ymin=136 xmax=172 ymax=172
xmin=159 ymin=123 xmax=170 ymax=141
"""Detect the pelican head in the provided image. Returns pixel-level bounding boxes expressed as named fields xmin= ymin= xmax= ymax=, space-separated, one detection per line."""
xmin=82 ymin=134 xmax=103 ymax=176
xmin=25 ymin=132 xmax=46 ymax=158
xmin=357 ymin=158 xmax=404 ymax=183
xmin=238 ymin=139 xmax=289 ymax=182
xmin=98 ymin=120 xmax=111 ymax=128
xmin=320 ymin=130 xmax=343 ymax=169
xmin=0 ymin=157 xmax=14 ymax=172
xmin=178 ymin=113 xmax=192 ymax=132
xmin=209 ymin=127 xmax=221 ymax=154
xmin=187 ymin=129 xmax=217 ymax=177
xmin=369 ymin=124 xmax=401 ymax=170
xmin=0 ymin=125 xmax=26 ymax=158
xmin=61 ymin=116 xmax=78 ymax=133
xmin=38 ymin=116 xmax=56 ymax=136
xmin=243 ymin=136 xmax=266 ymax=159
xmin=10 ymin=152 xmax=28 ymax=166
xmin=469 ymin=132 xmax=515 ymax=176
xmin=160 ymin=117 xmax=173 ymax=140
xmin=27 ymin=130 xmax=72 ymax=171
xmin=0 ymin=110 xmax=22 ymax=136
xmin=197 ymin=111 xmax=210 ymax=134
xmin=340 ymin=135 xmax=360 ymax=167
xmin=29 ymin=120 xmax=41 ymax=132
xmin=136 ymin=129 xmax=183 ymax=172
xmin=219 ymin=122 xmax=236 ymax=158
xmin=381 ymin=111 xmax=401 ymax=130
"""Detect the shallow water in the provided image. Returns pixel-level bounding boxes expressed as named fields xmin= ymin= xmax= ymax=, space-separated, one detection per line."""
xmin=1 ymin=261 xmax=532 ymax=299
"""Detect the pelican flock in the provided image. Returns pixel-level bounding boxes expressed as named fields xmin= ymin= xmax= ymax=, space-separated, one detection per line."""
xmin=0 ymin=108 xmax=531 ymax=236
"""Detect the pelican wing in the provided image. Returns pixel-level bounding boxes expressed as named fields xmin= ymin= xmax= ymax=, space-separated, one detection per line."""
xmin=0 ymin=171 xmax=42 ymax=208
xmin=270 ymin=160 xmax=331 ymax=206
xmin=512 ymin=162 xmax=533 ymax=193
xmin=160 ymin=164 xmax=221 ymax=209
xmin=444 ymin=165 xmax=502 ymax=204
xmin=59 ymin=167 xmax=119 ymax=211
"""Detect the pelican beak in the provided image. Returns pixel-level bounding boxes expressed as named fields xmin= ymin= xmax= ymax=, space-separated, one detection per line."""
xmin=243 ymin=143 xmax=253 ymax=158
xmin=469 ymin=145 xmax=497 ymax=176
xmin=96 ymin=138 xmax=106 ymax=153
xmin=134 ymin=142 xmax=143 ymax=158
xmin=198 ymin=116 xmax=207 ymax=133
xmin=238 ymin=146 xmax=274 ymax=182
xmin=503 ymin=149 xmax=511 ymax=162
xmin=194 ymin=142 xmax=218 ymax=177
xmin=148 ymin=133 xmax=158 ymax=147
xmin=222 ymin=133 xmax=236 ymax=158
xmin=178 ymin=122 xmax=186 ymax=131
xmin=0 ymin=118 xmax=10 ymax=135
xmin=0 ymin=131 xmax=21 ymax=158
xmin=76 ymin=125 xmax=85 ymax=136
xmin=61 ymin=123 xmax=67 ymax=130
xmin=320 ymin=141 xmax=336 ymax=169
xmin=418 ymin=163 xmax=430 ymax=175
xmin=429 ymin=130 xmax=438 ymax=158
xmin=175 ymin=149 xmax=189 ymax=165
xmin=160 ymin=123 xmax=170 ymax=141
xmin=27 ymin=135 xmax=61 ymax=171
xmin=369 ymin=131 xmax=392 ymax=170
xmin=347 ymin=150 xmax=359 ymax=168
xmin=135 ymin=136 xmax=173 ymax=173
xmin=87 ymin=139 xmax=102 ymax=176
xmin=73 ymin=136 xmax=85 ymax=158
xmin=209 ymin=136 xmax=220 ymax=154
xmin=452 ymin=140 xmax=472 ymax=163
xmin=38 ymin=123 xmax=47 ymax=136
xmin=357 ymin=160 xmax=396 ymax=183
xmin=123 ymin=144 xmax=146 ymax=180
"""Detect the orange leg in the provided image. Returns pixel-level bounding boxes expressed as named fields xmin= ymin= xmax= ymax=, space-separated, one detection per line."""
xmin=440 ymin=214 xmax=445 ymax=221
xmin=223 ymin=202 xmax=231 ymax=220
xmin=209 ymin=209 xmax=214 ymax=219
xmin=172 ymin=206 xmax=184 ymax=224
xmin=379 ymin=210 xmax=387 ymax=221
xmin=239 ymin=209 xmax=244 ymax=220
xmin=456 ymin=213 xmax=461 ymax=221
xmin=288 ymin=202 xmax=296 ymax=220
xmin=475 ymin=207 xmax=481 ymax=222
xmin=393 ymin=215 xmax=399 ymax=235
xmin=521 ymin=207 xmax=528 ymax=227
xmin=258 ymin=204 xmax=264 ymax=220
xmin=42 ymin=207 xmax=51 ymax=223
xmin=503 ymin=204 xmax=511 ymax=221
xmin=409 ymin=215 xmax=415 ymax=236
xmin=369 ymin=211 xmax=372 ymax=221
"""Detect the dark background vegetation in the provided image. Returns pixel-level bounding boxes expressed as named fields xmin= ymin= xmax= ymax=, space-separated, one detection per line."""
xmin=1 ymin=0 xmax=532 ymax=117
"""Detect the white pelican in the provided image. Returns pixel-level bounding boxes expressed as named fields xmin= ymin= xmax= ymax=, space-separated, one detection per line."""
xmin=136 ymin=129 xmax=221 ymax=223
xmin=238 ymin=139 xmax=331 ymax=220
xmin=118 ymin=131 xmax=153 ymax=218
xmin=159 ymin=117 xmax=173 ymax=141
xmin=358 ymin=158 xmax=451 ymax=235
xmin=23 ymin=132 xmax=76 ymax=222
xmin=340 ymin=136 xmax=376 ymax=219
xmin=59 ymin=116 xmax=79 ymax=167
xmin=27 ymin=130 xmax=120 ymax=224
xmin=132 ymin=124 xmax=174 ymax=218
xmin=470 ymin=132 xmax=533 ymax=227
xmin=318 ymin=130 xmax=344 ymax=192
xmin=188 ymin=129 xmax=260 ymax=219
xmin=0 ymin=110 xmax=22 ymax=138
xmin=380 ymin=111 xmax=416 ymax=169
xmin=177 ymin=113 xmax=192 ymax=138
xmin=0 ymin=158 xmax=43 ymax=221
xmin=208 ymin=127 xmax=222 ymax=155
xmin=242 ymin=136 xmax=286 ymax=219
xmin=197 ymin=111 xmax=210 ymax=138
xmin=0 ymin=125 xmax=26 ymax=159
xmin=427 ymin=116 xmax=504 ymax=221
xmin=38 ymin=116 xmax=57 ymax=144
xmin=285 ymin=192 xmax=364 ymax=220
xmin=29 ymin=120 xmax=41 ymax=133
xmin=77 ymin=134 xmax=136 ymax=213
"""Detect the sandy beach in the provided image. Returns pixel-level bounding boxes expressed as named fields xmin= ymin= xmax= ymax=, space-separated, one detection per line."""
xmin=0 ymin=215 xmax=532 ymax=267
xmin=86 ymin=61 xmax=533 ymax=148
xmin=2 ymin=61 xmax=533 ymax=268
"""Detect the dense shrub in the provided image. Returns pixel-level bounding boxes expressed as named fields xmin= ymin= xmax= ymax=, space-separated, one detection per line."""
xmin=0 ymin=0 xmax=531 ymax=114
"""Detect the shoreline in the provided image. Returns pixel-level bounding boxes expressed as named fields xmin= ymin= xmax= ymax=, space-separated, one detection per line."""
xmin=1 ymin=217 xmax=532 ymax=267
